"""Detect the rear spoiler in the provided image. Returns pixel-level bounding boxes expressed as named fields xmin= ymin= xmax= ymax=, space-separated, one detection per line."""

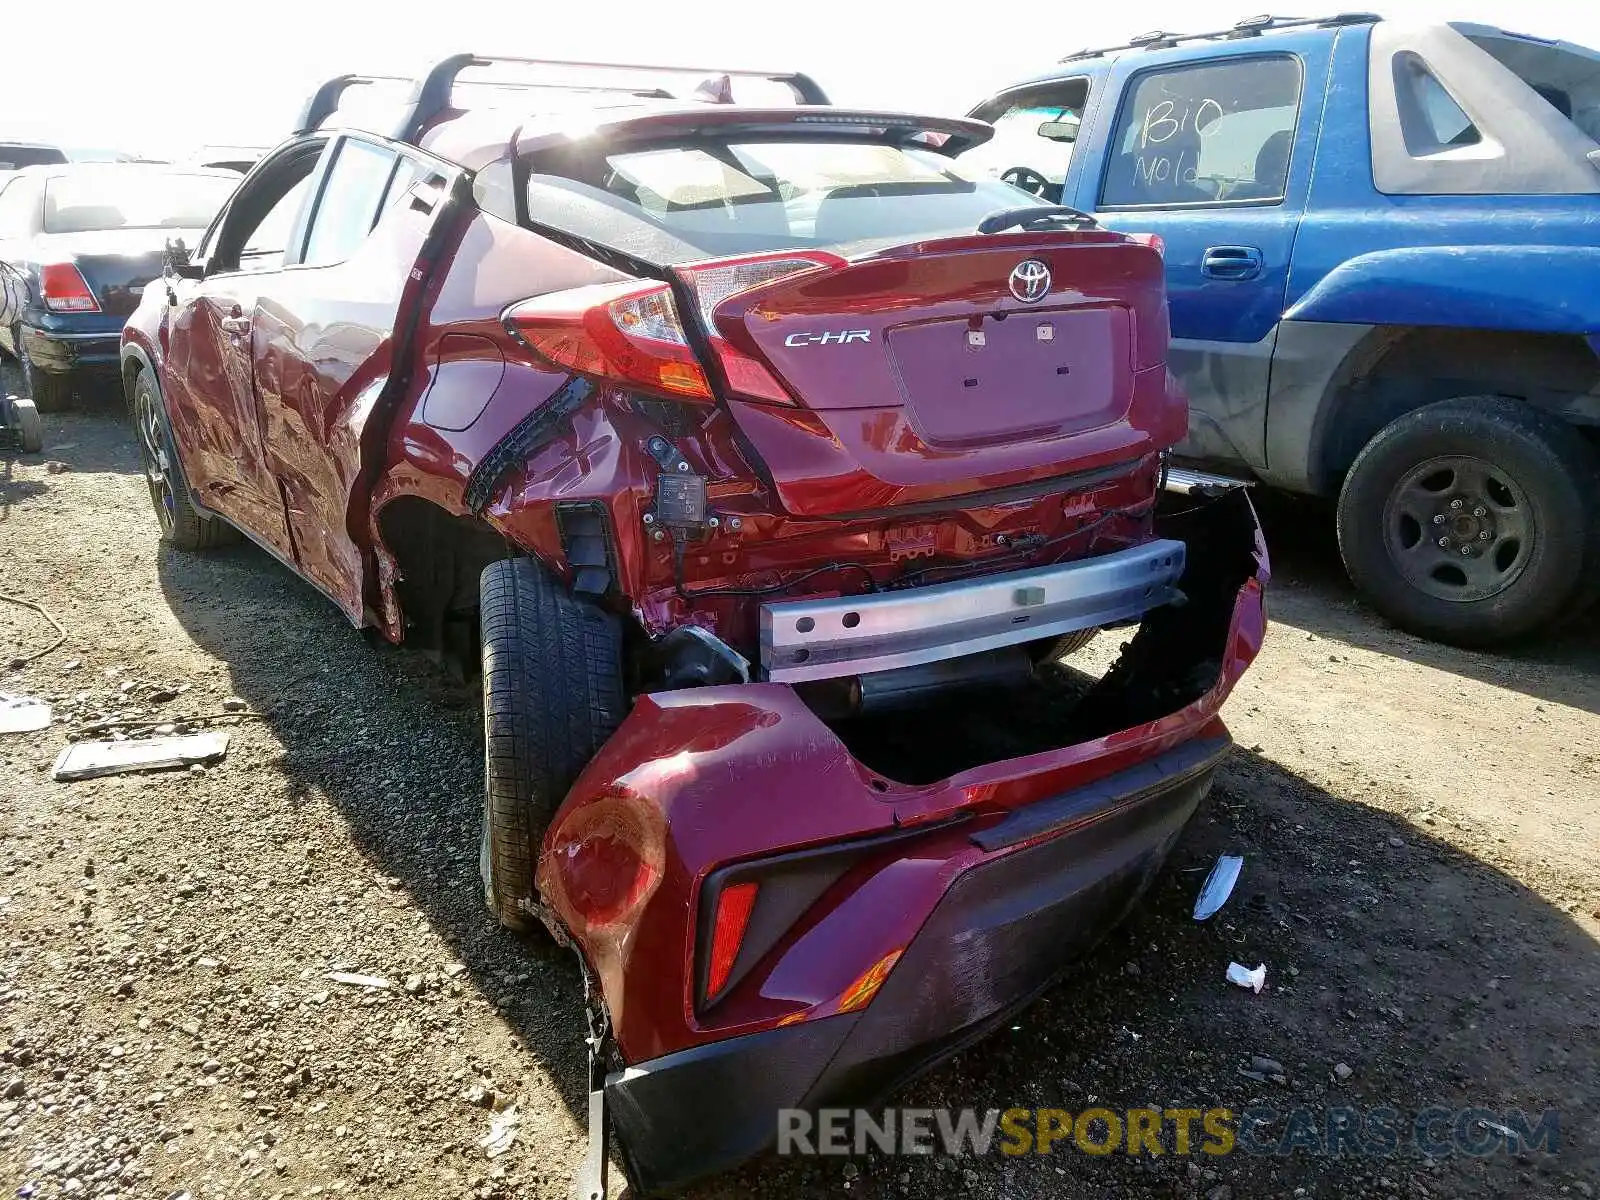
xmin=516 ymin=107 xmax=996 ymax=156
xmin=395 ymin=55 xmax=832 ymax=143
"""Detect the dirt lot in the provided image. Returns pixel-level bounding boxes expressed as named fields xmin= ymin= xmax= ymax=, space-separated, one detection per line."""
xmin=2 ymin=382 xmax=1598 ymax=1200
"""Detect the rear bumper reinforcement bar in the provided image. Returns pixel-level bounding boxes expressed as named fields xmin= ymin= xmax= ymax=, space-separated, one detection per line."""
xmin=760 ymin=538 xmax=1186 ymax=683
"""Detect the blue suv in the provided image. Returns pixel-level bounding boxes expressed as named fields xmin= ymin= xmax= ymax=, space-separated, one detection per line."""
xmin=968 ymin=13 xmax=1600 ymax=645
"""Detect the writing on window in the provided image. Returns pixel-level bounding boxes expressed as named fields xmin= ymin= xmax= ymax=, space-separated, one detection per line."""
xmin=1102 ymin=57 xmax=1302 ymax=207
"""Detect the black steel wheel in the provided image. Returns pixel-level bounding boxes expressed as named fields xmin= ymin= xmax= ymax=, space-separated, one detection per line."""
xmin=1338 ymin=396 xmax=1599 ymax=646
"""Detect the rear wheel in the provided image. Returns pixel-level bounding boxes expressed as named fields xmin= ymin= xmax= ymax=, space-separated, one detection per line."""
xmin=1337 ymin=396 xmax=1599 ymax=646
xmin=1028 ymin=627 xmax=1098 ymax=665
xmin=130 ymin=369 xmax=238 ymax=550
xmin=479 ymin=557 xmax=625 ymax=932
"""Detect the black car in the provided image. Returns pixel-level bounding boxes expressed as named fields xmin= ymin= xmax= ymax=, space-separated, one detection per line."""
xmin=0 ymin=163 xmax=237 ymax=409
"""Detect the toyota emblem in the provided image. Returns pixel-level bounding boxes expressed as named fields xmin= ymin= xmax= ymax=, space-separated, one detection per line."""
xmin=1009 ymin=259 xmax=1051 ymax=304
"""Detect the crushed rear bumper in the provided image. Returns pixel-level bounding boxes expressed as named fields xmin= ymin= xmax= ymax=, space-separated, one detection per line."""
xmin=539 ymin=485 xmax=1269 ymax=1195
xmin=20 ymin=323 xmax=121 ymax=374
xmin=607 ymin=733 xmax=1230 ymax=1192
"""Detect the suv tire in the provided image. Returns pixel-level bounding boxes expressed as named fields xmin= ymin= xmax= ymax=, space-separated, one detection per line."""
xmin=1337 ymin=396 xmax=1599 ymax=647
xmin=479 ymin=557 xmax=624 ymax=932
xmin=130 ymin=369 xmax=240 ymax=551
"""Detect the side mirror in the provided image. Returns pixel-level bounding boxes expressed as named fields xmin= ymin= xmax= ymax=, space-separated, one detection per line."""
xmin=1036 ymin=117 xmax=1081 ymax=144
xmin=162 ymin=237 xmax=204 ymax=282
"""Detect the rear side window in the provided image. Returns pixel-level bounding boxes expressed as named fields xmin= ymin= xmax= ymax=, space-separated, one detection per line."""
xmin=302 ymin=139 xmax=398 ymax=267
xmin=524 ymin=138 xmax=1032 ymax=264
xmin=1101 ymin=56 xmax=1302 ymax=207
xmin=1394 ymin=55 xmax=1481 ymax=153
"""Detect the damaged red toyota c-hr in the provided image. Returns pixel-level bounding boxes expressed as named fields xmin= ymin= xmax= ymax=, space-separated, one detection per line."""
xmin=120 ymin=56 xmax=1268 ymax=1195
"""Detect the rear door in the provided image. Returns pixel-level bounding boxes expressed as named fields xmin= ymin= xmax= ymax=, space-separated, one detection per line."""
xmin=250 ymin=134 xmax=461 ymax=620
xmin=1067 ymin=43 xmax=1329 ymax=472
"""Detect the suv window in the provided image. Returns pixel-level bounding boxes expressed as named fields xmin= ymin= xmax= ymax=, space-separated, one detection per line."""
xmin=302 ymin=139 xmax=398 ymax=268
xmin=962 ymin=79 xmax=1092 ymax=198
xmin=1395 ymin=54 xmax=1481 ymax=153
xmin=1101 ymin=56 xmax=1302 ymax=207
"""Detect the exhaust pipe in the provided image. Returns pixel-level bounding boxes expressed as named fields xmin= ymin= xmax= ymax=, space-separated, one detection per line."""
xmin=797 ymin=647 xmax=1034 ymax=719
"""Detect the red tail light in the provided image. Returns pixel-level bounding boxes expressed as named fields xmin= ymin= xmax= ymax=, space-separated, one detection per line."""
xmin=678 ymin=252 xmax=843 ymax=405
xmin=506 ymin=281 xmax=714 ymax=401
xmin=1125 ymin=232 xmax=1165 ymax=257
xmin=40 ymin=263 xmax=99 ymax=313
xmin=706 ymin=881 xmax=759 ymax=999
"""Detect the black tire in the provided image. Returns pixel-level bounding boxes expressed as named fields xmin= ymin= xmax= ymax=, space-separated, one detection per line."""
xmin=129 ymin=368 xmax=239 ymax=551
xmin=479 ymin=557 xmax=625 ymax=932
xmin=10 ymin=396 xmax=43 ymax=453
xmin=1337 ymin=396 xmax=1600 ymax=647
xmin=18 ymin=332 xmax=75 ymax=413
xmin=1028 ymin=627 xmax=1099 ymax=665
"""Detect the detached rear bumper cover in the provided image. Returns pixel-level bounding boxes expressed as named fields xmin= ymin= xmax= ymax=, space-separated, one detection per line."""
xmin=538 ymin=488 xmax=1269 ymax=1195
xmin=608 ymin=733 xmax=1230 ymax=1192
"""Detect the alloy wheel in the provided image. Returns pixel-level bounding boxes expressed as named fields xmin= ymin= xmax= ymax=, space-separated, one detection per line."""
xmin=134 ymin=386 xmax=177 ymax=536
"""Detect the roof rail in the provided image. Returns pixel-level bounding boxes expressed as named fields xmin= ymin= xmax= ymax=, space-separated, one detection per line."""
xmin=293 ymin=73 xmax=411 ymax=135
xmin=393 ymin=55 xmax=831 ymax=144
xmin=1061 ymin=12 xmax=1380 ymax=61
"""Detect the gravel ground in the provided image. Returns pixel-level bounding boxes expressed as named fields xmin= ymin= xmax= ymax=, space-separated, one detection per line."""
xmin=2 ymin=380 xmax=1597 ymax=1200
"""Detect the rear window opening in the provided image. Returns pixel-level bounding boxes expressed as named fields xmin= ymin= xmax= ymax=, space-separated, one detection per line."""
xmin=523 ymin=137 xmax=1034 ymax=264
xmin=811 ymin=490 xmax=1260 ymax=785
xmin=1464 ymin=26 xmax=1600 ymax=144
xmin=0 ymin=144 xmax=67 ymax=171
xmin=43 ymin=170 xmax=236 ymax=234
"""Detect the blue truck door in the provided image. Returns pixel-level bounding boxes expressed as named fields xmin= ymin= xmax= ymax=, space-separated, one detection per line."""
xmin=1066 ymin=39 xmax=1331 ymax=472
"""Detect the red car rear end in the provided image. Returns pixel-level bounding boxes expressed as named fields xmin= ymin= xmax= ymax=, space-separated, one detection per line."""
xmin=119 ymin=59 xmax=1268 ymax=1196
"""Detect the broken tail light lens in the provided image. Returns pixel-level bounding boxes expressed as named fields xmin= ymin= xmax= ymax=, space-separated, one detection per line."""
xmin=705 ymin=880 xmax=759 ymax=1001
xmin=677 ymin=252 xmax=845 ymax=406
xmin=40 ymin=263 xmax=100 ymax=313
xmin=836 ymin=948 xmax=904 ymax=1013
xmin=505 ymin=281 xmax=714 ymax=402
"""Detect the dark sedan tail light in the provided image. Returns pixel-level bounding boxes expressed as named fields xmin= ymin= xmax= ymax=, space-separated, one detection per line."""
xmin=40 ymin=264 xmax=100 ymax=313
